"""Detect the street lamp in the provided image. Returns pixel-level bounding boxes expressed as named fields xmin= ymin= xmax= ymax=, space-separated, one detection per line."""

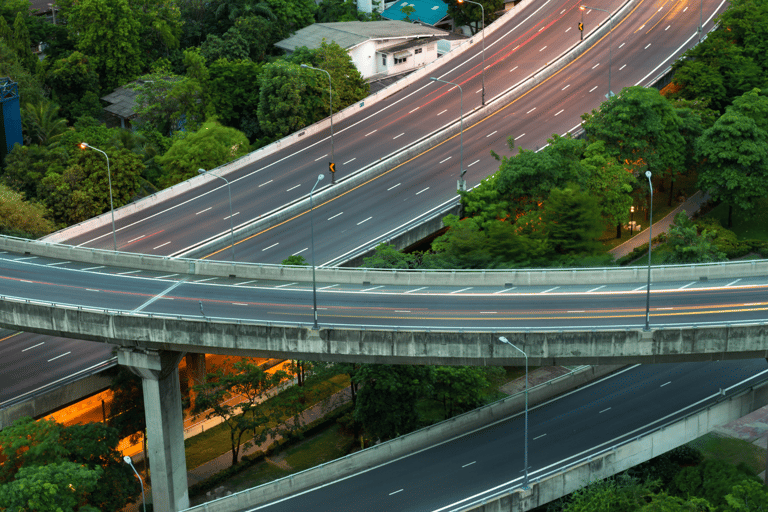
xmin=123 ymin=455 xmax=146 ymax=512
xmin=630 ymin=205 xmax=635 ymax=234
xmin=301 ymin=64 xmax=336 ymax=184
xmin=498 ymin=336 xmax=529 ymax=489
xmin=197 ymin=168 xmax=235 ymax=261
xmin=79 ymin=142 xmax=117 ymax=251
xmin=309 ymin=173 xmax=324 ymax=329
xmin=581 ymin=5 xmax=614 ymax=98
xmin=698 ymin=0 xmax=703 ymax=41
xmin=429 ymin=77 xmax=466 ymax=191
xmin=458 ymin=0 xmax=485 ymax=105
xmin=644 ymin=171 xmax=653 ymax=331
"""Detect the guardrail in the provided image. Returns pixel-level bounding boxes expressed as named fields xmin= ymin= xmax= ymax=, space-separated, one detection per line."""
xmin=3 ymin=235 xmax=767 ymax=287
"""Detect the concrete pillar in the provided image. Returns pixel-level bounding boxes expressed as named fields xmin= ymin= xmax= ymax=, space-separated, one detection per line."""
xmin=118 ymin=349 xmax=189 ymax=512
xmin=185 ymin=352 xmax=207 ymax=409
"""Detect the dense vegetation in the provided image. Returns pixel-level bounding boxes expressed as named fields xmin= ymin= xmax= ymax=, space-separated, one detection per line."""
xmin=0 ymin=0 xmax=377 ymax=235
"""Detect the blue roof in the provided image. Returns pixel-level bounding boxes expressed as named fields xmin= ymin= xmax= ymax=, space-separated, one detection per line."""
xmin=381 ymin=0 xmax=448 ymax=26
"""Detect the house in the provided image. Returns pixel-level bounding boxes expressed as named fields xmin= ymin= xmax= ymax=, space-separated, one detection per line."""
xmin=275 ymin=21 xmax=453 ymax=80
xmin=381 ymin=0 xmax=450 ymax=28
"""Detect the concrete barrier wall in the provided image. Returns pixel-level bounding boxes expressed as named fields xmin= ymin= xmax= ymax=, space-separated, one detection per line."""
xmin=41 ymin=0 xmax=536 ymax=244
xmin=3 ymin=235 xmax=767 ymax=286
xmin=464 ymin=379 xmax=768 ymax=512
xmin=0 ymin=368 xmax=114 ymax=430
xmin=182 ymin=365 xmax=624 ymax=512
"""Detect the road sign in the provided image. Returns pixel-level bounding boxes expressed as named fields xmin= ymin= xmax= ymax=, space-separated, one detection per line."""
xmin=579 ymin=22 xmax=583 ymax=31
xmin=329 ymin=162 xmax=335 ymax=174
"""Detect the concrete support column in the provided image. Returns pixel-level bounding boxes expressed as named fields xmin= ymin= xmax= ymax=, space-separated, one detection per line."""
xmin=185 ymin=352 xmax=207 ymax=409
xmin=118 ymin=348 xmax=189 ymax=512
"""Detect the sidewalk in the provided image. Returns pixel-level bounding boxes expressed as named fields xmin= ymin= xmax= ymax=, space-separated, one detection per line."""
xmin=610 ymin=191 xmax=709 ymax=259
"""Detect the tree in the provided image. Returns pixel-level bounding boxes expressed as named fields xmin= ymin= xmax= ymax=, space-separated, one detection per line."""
xmin=128 ymin=0 xmax=183 ymax=66
xmin=447 ymin=0 xmax=504 ymax=35
xmin=723 ymin=479 xmax=768 ymax=511
xmin=282 ymin=254 xmax=308 ymax=265
xmin=400 ymin=4 xmax=416 ymax=21
xmin=317 ymin=0 xmax=360 ymax=22
xmin=132 ymin=69 xmax=207 ymax=136
xmin=671 ymin=459 xmax=760 ymax=509
xmin=695 ymin=110 xmax=768 ymax=227
xmin=583 ymin=87 xmax=687 ymax=195
xmin=579 ymin=140 xmax=634 ymax=234
xmin=257 ymin=60 xmax=317 ymax=139
xmin=42 ymin=51 xmax=103 ymax=123
xmin=234 ymin=15 xmax=286 ymax=62
xmin=67 ymin=0 xmax=143 ymax=91
xmin=562 ymin=473 xmax=657 ymax=512
xmin=156 ymin=120 xmax=250 ymax=187
xmin=0 ymin=184 xmax=55 ymax=237
xmin=201 ymin=27 xmax=250 ymax=63
xmin=354 ymin=364 xmax=431 ymax=441
xmin=0 ymin=462 xmax=102 ymax=512
xmin=303 ymin=41 xmax=370 ymax=112
xmin=2 ymin=143 xmax=70 ymax=200
xmin=542 ymin=185 xmax=604 ymax=258
xmin=193 ymin=359 xmax=288 ymax=466
xmin=39 ymin=148 xmax=144 ymax=226
xmin=208 ymin=58 xmax=263 ymax=139
xmin=430 ymin=366 xmax=504 ymax=419
xmin=263 ymin=0 xmax=317 ymax=32
xmin=664 ymin=212 xmax=726 ymax=263
xmin=21 ymin=99 xmax=69 ymax=146
xmin=0 ymin=416 xmax=140 ymax=511
xmin=362 ymin=243 xmax=419 ymax=269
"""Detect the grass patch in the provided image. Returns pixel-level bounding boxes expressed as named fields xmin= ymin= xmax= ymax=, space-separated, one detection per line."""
xmin=688 ymin=432 xmax=766 ymax=476
xmin=185 ymin=373 xmax=350 ymax=470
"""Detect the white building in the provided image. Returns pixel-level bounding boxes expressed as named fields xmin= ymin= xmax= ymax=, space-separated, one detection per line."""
xmin=275 ymin=21 xmax=452 ymax=80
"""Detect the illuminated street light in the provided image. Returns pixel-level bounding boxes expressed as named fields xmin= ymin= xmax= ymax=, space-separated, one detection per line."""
xmin=79 ymin=143 xmax=116 ymax=251
xmin=429 ymin=77 xmax=466 ymax=191
xmin=581 ymin=5 xmax=614 ymax=98
xmin=301 ymin=64 xmax=336 ymax=184
xmin=458 ymin=0 xmax=486 ymax=105
xmin=499 ymin=336 xmax=529 ymax=489
xmin=197 ymin=168 xmax=235 ymax=261
xmin=123 ymin=455 xmax=146 ymax=512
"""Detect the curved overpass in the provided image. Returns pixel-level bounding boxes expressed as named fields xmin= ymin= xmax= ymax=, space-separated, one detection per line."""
xmin=2 ymin=238 xmax=767 ymax=365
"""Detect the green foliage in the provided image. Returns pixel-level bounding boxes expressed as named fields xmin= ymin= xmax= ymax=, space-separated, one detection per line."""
xmin=0 ymin=184 xmax=55 ymax=237
xmin=193 ymin=359 xmax=289 ymax=466
xmin=354 ymin=364 xmax=432 ymax=441
xmin=447 ymin=0 xmax=505 ymax=35
xmin=400 ymin=4 xmax=416 ymax=21
xmin=695 ymin=108 xmax=768 ymax=228
xmin=582 ymin=86 xmax=686 ymax=183
xmin=132 ymin=69 xmax=207 ymax=135
xmin=282 ymin=255 xmax=308 ymax=266
xmin=40 ymin=148 xmax=144 ymax=226
xmin=543 ymin=185 xmax=604 ymax=257
xmin=257 ymin=60 xmax=317 ymax=139
xmin=0 ymin=462 xmax=102 ymax=512
xmin=430 ymin=366 xmax=505 ymax=419
xmin=671 ymin=459 xmax=760 ymax=509
xmin=664 ymin=212 xmax=726 ymax=263
xmin=724 ymin=479 xmax=768 ymax=511
xmin=0 ymin=39 xmax=44 ymax=109
xmin=362 ymin=243 xmax=419 ymax=269
xmin=208 ymin=59 xmax=263 ymax=139
xmin=155 ymin=120 xmax=250 ymax=187
xmin=21 ymin=99 xmax=69 ymax=146
xmin=42 ymin=51 xmax=103 ymax=123
xmin=201 ymin=27 xmax=250 ymax=64
xmin=129 ymin=0 xmax=183 ymax=66
xmin=317 ymin=0 xmax=361 ymax=22
xmin=107 ymin=367 xmax=146 ymax=440
xmin=2 ymin=143 xmax=69 ymax=199
xmin=263 ymin=0 xmax=317 ymax=32
xmin=562 ymin=473 xmax=658 ymax=512
xmin=67 ymin=0 xmax=144 ymax=90
xmin=234 ymin=15 xmax=287 ymax=62
xmin=0 ymin=416 xmax=140 ymax=511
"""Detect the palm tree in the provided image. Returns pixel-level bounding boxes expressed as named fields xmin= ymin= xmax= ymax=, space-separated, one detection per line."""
xmin=22 ymin=100 xmax=69 ymax=146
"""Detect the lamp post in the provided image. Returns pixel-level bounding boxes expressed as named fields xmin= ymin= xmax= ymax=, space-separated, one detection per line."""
xmin=429 ymin=77 xmax=466 ymax=191
xmin=458 ymin=0 xmax=485 ymax=105
xmin=309 ymin=173 xmax=324 ymax=329
xmin=79 ymin=143 xmax=116 ymax=251
xmin=644 ymin=170 xmax=653 ymax=331
xmin=197 ymin=168 xmax=235 ymax=261
xmin=581 ymin=5 xmax=614 ymax=98
xmin=630 ymin=205 xmax=635 ymax=234
xmin=123 ymin=456 xmax=146 ymax=512
xmin=301 ymin=64 xmax=336 ymax=184
xmin=698 ymin=0 xmax=703 ymax=41
xmin=499 ymin=336 xmax=529 ymax=489
xmin=580 ymin=5 xmax=584 ymax=41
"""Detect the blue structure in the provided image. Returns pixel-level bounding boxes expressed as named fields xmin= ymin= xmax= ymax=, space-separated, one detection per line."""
xmin=0 ymin=78 xmax=23 ymax=166
xmin=382 ymin=0 xmax=449 ymax=26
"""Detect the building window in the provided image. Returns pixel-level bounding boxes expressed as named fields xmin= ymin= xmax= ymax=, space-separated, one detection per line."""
xmin=394 ymin=56 xmax=407 ymax=64
xmin=415 ymin=48 xmax=422 ymax=54
xmin=382 ymin=55 xmax=387 ymax=66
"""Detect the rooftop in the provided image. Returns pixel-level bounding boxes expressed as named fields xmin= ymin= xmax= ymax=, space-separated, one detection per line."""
xmin=275 ymin=21 xmax=448 ymax=52
xmin=381 ymin=0 xmax=449 ymax=26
